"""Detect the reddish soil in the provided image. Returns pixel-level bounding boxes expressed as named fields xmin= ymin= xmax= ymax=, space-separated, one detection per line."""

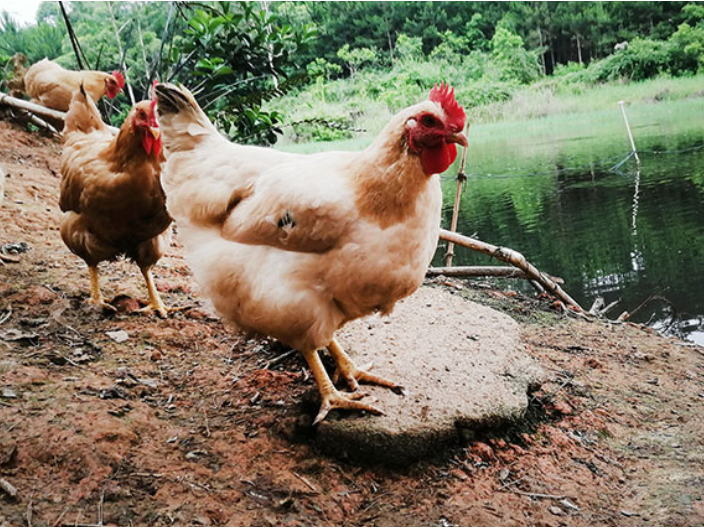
xmin=1 ymin=121 xmax=703 ymax=526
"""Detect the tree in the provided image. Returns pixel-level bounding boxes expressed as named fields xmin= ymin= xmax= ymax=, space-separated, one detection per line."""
xmin=176 ymin=2 xmax=316 ymax=145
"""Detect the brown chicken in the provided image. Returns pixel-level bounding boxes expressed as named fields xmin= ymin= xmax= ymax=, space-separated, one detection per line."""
xmin=59 ymin=84 xmax=170 ymax=317
xmin=25 ymin=58 xmax=124 ymax=111
xmin=155 ymin=82 xmax=467 ymax=423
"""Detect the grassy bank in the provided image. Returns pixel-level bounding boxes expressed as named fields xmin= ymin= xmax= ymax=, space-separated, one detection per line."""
xmin=274 ymin=74 xmax=704 ymax=154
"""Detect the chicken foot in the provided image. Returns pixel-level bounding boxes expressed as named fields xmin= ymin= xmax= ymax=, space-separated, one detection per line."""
xmin=302 ymin=348 xmax=383 ymax=425
xmin=87 ymin=266 xmax=117 ymax=313
xmin=138 ymin=266 xmax=168 ymax=318
xmin=328 ymin=338 xmax=399 ymax=392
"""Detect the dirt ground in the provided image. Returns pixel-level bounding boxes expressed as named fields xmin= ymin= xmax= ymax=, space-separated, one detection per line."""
xmin=0 ymin=120 xmax=703 ymax=526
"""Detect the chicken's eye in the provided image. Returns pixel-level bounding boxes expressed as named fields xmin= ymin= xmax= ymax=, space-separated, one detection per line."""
xmin=421 ymin=115 xmax=439 ymax=127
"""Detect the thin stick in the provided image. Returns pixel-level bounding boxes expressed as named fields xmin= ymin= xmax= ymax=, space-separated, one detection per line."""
xmin=427 ymin=265 xmax=564 ymax=283
xmin=292 ymin=471 xmax=319 ymax=493
xmin=439 ymin=229 xmax=583 ymax=311
xmin=107 ymin=1 xmax=136 ymax=105
xmin=0 ymin=477 xmax=17 ymax=498
xmin=502 ymin=489 xmax=566 ymax=500
xmin=445 ymin=123 xmax=470 ymax=268
xmin=618 ymin=101 xmax=640 ymax=164
xmin=264 ymin=349 xmax=297 ymax=369
xmin=59 ymin=1 xmax=85 ymax=70
xmin=98 ymin=489 xmax=104 ymax=526
xmin=53 ymin=506 xmax=70 ymax=527
xmin=19 ymin=110 xmax=61 ymax=137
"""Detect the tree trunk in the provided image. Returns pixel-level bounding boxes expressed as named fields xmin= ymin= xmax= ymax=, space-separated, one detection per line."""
xmin=576 ymin=34 xmax=583 ymax=64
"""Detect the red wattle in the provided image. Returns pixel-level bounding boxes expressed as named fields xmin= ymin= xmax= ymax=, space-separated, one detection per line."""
xmin=142 ymin=132 xmax=161 ymax=156
xmin=420 ymin=142 xmax=457 ymax=175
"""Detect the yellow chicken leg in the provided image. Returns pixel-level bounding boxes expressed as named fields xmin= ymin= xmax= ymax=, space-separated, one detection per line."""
xmin=302 ymin=348 xmax=383 ymax=425
xmin=138 ymin=266 xmax=168 ymax=318
xmin=87 ymin=266 xmax=117 ymax=313
xmin=328 ymin=338 xmax=398 ymax=392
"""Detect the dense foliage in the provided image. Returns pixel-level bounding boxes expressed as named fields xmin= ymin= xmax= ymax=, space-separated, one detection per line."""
xmin=1 ymin=2 xmax=704 ymax=144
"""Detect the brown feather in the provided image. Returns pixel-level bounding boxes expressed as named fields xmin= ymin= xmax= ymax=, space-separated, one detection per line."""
xmin=60 ymin=96 xmax=171 ymax=269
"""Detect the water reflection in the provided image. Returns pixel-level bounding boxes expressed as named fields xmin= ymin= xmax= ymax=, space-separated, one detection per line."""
xmin=436 ymin=101 xmax=704 ymax=344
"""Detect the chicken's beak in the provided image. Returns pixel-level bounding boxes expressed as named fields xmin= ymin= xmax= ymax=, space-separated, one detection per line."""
xmin=149 ymin=127 xmax=161 ymax=140
xmin=447 ymin=131 xmax=469 ymax=148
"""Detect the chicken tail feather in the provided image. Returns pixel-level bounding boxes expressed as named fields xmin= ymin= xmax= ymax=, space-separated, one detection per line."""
xmin=154 ymin=83 xmax=217 ymax=152
xmin=63 ymin=80 xmax=106 ymax=137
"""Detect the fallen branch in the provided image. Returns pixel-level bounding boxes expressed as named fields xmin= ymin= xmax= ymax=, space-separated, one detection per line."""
xmin=427 ymin=265 xmax=563 ymax=283
xmin=0 ymin=93 xmax=119 ymax=135
xmin=438 ymin=228 xmax=583 ymax=311
xmin=0 ymin=93 xmax=66 ymax=123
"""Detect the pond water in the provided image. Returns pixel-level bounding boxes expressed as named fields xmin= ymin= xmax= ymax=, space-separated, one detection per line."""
xmin=436 ymin=98 xmax=704 ymax=344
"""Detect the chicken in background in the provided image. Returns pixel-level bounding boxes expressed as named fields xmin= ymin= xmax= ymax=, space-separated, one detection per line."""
xmin=6 ymin=53 xmax=28 ymax=98
xmin=59 ymin=84 xmax=171 ymax=317
xmin=155 ymin=81 xmax=467 ymax=423
xmin=25 ymin=58 xmax=124 ymax=112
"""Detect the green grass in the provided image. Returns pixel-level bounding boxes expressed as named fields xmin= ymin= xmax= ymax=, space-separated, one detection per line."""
xmin=274 ymin=74 xmax=704 ymax=154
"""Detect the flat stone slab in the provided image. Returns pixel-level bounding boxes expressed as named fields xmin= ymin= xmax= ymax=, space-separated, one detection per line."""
xmin=316 ymin=286 xmax=544 ymax=464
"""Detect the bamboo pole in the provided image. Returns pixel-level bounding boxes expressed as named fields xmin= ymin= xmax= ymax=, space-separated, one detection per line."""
xmin=0 ymin=94 xmax=67 ymax=123
xmin=438 ymin=228 xmax=583 ymax=311
xmin=427 ymin=265 xmax=564 ymax=283
xmin=618 ymin=100 xmax=640 ymax=164
xmin=444 ymin=123 xmax=470 ymax=268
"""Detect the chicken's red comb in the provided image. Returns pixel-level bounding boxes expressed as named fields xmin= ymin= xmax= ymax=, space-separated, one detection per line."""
xmin=112 ymin=70 xmax=125 ymax=90
xmin=429 ymin=81 xmax=465 ymax=130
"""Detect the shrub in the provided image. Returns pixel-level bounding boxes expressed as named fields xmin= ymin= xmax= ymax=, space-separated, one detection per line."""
xmin=585 ymin=38 xmax=674 ymax=82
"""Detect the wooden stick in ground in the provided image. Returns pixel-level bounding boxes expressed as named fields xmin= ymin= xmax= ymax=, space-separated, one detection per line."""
xmin=427 ymin=265 xmax=564 ymax=284
xmin=618 ymin=100 xmax=640 ymax=164
xmin=444 ymin=123 xmax=470 ymax=268
xmin=438 ymin=228 xmax=583 ymax=311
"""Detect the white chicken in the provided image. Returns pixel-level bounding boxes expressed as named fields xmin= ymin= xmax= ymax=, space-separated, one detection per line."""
xmin=155 ymin=82 xmax=467 ymax=423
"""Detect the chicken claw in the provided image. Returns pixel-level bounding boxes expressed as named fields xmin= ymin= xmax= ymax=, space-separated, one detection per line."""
xmin=138 ymin=302 xmax=168 ymax=319
xmin=328 ymin=339 xmax=398 ymax=392
xmin=139 ymin=266 xmax=168 ymax=318
xmin=302 ymin=348 xmax=383 ymax=425
xmin=88 ymin=266 xmax=117 ymax=314
xmin=314 ymin=389 xmax=383 ymax=426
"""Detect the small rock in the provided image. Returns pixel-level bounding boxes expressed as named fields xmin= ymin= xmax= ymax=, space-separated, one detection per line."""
xmin=166 ymin=436 xmax=179 ymax=444
xmin=560 ymin=498 xmax=580 ymax=512
xmin=549 ymin=506 xmax=565 ymax=516
xmin=106 ymin=330 xmax=129 ymax=343
xmin=621 ymin=510 xmax=637 ymax=517
xmin=1 ymin=388 xmax=17 ymax=399
xmin=150 ymin=350 xmax=163 ymax=361
xmin=0 ymin=329 xmax=39 ymax=343
xmin=99 ymin=386 xmax=127 ymax=400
